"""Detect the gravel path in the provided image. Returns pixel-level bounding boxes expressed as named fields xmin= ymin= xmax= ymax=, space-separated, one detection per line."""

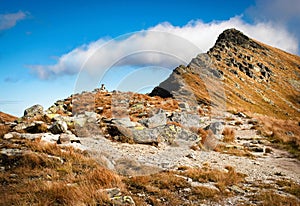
xmin=81 ymin=133 xmax=300 ymax=183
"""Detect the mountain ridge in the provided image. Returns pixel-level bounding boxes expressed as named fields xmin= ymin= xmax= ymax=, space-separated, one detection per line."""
xmin=150 ymin=28 xmax=300 ymax=120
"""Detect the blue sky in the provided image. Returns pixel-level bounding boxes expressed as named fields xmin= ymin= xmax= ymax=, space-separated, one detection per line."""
xmin=0 ymin=0 xmax=299 ymax=116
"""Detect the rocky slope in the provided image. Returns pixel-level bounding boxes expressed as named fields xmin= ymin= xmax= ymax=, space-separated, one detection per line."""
xmin=150 ymin=28 xmax=300 ymax=120
xmin=1 ymin=29 xmax=300 ymax=205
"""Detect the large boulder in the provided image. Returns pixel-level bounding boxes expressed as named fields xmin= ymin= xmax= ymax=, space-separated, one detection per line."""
xmin=138 ymin=109 xmax=166 ymax=128
xmin=133 ymin=125 xmax=199 ymax=145
xmin=49 ymin=120 xmax=68 ymax=134
xmin=170 ymin=112 xmax=202 ymax=128
xmin=23 ymin=104 xmax=44 ymax=118
xmin=107 ymin=120 xmax=199 ymax=145
xmin=73 ymin=111 xmax=102 ymax=137
xmin=205 ymin=121 xmax=225 ymax=139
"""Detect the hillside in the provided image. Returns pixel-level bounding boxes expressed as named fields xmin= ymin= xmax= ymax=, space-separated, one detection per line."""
xmin=0 ymin=111 xmax=17 ymax=123
xmin=150 ymin=28 xmax=300 ymax=120
xmin=1 ymin=29 xmax=300 ymax=205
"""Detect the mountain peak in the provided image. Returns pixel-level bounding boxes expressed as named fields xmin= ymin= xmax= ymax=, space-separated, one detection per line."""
xmin=151 ymin=28 xmax=300 ymax=119
xmin=211 ymin=28 xmax=265 ymax=51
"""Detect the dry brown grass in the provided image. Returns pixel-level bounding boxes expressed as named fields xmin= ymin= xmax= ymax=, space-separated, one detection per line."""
xmin=222 ymin=127 xmax=235 ymax=142
xmin=124 ymin=171 xmax=189 ymax=205
xmin=0 ymin=111 xmax=17 ymax=123
xmin=166 ymin=121 xmax=182 ymax=127
xmin=252 ymin=190 xmax=299 ymax=206
xmin=124 ymin=165 xmax=245 ymax=205
xmin=0 ymin=126 xmax=250 ymax=205
xmin=249 ymin=179 xmax=300 ymax=205
xmin=254 ymin=115 xmax=300 ymax=159
xmin=199 ymin=128 xmax=209 ymax=144
xmin=214 ymin=144 xmax=254 ymax=158
xmin=0 ymin=124 xmax=11 ymax=138
xmin=0 ymin=138 xmax=123 ymax=205
xmin=276 ymin=180 xmax=300 ymax=197
xmin=179 ymin=166 xmax=245 ymax=192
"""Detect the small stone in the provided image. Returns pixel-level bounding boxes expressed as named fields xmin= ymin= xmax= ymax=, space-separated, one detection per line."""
xmin=251 ymin=147 xmax=264 ymax=152
xmin=285 ymin=131 xmax=294 ymax=136
xmin=236 ymin=112 xmax=247 ymax=118
xmin=186 ymin=153 xmax=196 ymax=160
xmin=105 ymin=188 xmax=121 ymax=198
xmin=243 ymin=142 xmax=251 ymax=148
xmin=265 ymin=147 xmax=272 ymax=153
xmin=230 ymin=185 xmax=244 ymax=194
xmin=57 ymin=133 xmax=70 ymax=144
xmin=182 ymin=188 xmax=191 ymax=193
xmin=178 ymin=102 xmax=190 ymax=111
xmin=3 ymin=133 xmax=14 ymax=139
xmin=96 ymin=107 xmax=103 ymax=113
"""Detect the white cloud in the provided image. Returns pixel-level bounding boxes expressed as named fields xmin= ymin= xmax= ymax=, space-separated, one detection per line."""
xmin=29 ymin=16 xmax=299 ymax=80
xmin=248 ymin=0 xmax=300 ymax=23
xmin=0 ymin=11 xmax=28 ymax=31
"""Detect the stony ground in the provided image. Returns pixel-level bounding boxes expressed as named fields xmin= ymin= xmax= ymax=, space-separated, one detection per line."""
xmin=79 ymin=112 xmax=300 ymax=205
xmin=1 ymin=96 xmax=299 ymax=205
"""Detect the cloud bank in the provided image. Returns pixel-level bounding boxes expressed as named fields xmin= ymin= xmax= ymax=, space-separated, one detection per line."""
xmin=29 ymin=16 xmax=299 ymax=79
xmin=248 ymin=0 xmax=300 ymax=24
xmin=0 ymin=11 xmax=28 ymax=31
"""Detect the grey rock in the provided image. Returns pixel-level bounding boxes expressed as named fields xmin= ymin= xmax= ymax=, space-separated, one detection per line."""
xmin=105 ymin=188 xmax=121 ymax=198
xmin=96 ymin=107 xmax=103 ymax=113
xmin=73 ymin=116 xmax=87 ymax=127
xmin=138 ymin=110 xmax=166 ymax=128
xmin=13 ymin=121 xmax=47 ymax=133
xmin=112 ymin=118 xmax=136 ymax=128
xmin=178 ymin=102 xmax=190 ymax=111
xmin=84 ymin=111 xmax=99 ymax=123
xmin=0 ymin=148 xmax=23 ymax=157
xmin=243 ymin=142 xmax=251 ymax=148
xmin=170 ymin=112 xmax=201 ymax=128
xmin=133 ymin=125 xmax=198 ymax=145
xmin=108 ymin=122 xmax=199 ymax=145
xmin=111 ymin=195 xmax=135 ymax=206
xmin=133 ymin=127 xmax=160 ymax=144
xmin=206 ymin=121 xmax=225 ymax=137
xmin=13 ymin=122 xmax=34 ymax=131
xmin=230 ymin=185 xmax=245 ymax=194
xmin=74 ymin=112 xmax=102 ymax=137
xmin=4 ymin=132 xmax=41 ymax=140
xmin=19 ymin=133 xmax=43 ymax=140
xmin=41 ymin=133 xmax=60 ymax=143
xmin=24 ymin=104 xmax=44 ymax=118
xmin=49 ymin=120 xmax=68 ymax=134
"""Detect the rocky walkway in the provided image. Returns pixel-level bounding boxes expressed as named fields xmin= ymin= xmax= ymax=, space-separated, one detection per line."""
xmin=81 ymin=112 xmax=300 ymax=183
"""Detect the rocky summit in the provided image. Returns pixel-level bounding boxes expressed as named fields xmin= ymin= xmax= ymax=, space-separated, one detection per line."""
xmin=151 ymin=28 xmax=300 ymax=120
xmin=1 ymin=29 xmax=300 ymax=205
